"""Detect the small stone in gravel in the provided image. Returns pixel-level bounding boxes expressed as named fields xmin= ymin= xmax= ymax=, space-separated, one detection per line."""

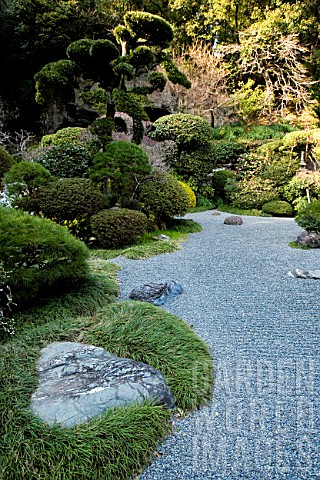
xmin=288 ymin=268 xmax=320 ymax=279
xmin=212 ymin=212 xmax=221 ymax=216
xmin=224 ymin=215 xmax=243 ymax=225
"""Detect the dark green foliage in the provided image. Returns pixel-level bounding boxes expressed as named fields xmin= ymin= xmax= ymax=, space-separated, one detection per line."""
xmin=295 ymin=200 xmax=320 ymax=232
xmin=123 ymin=11 xmax=174 ymax=48
xmin=211 ymin=141 xmax=246 ymax=165
xmin=174 ymin=148 xmax=216 ymax=185
xmin=113 ymin=61 xmax=134 ymax=79
xmin=90 ymin=140 xmax=151 ymax=203
xmin=150 ymin=114 xmax=212 ymax=150
xmin=34 ymin=59 xmax=75 ymax=104
xmin=160 ymin=55 xmax=191 ymax=88
xmin=21 ymin=178 xmax=108 ymax=221
xmin=66 ymin=38 xmax=93 ymax=72
xmin=37 ymin=144 xmax=92 ymax=178
xmin=84 ymin=301 xmax=213 ymax=411
xmin=3 ymin=161 xmax=53 ymax=197
xmin=261 ymin=154 xmax=300 ymax=187
xmin=114 ymin=116 xmax=128 ymax=132
xmin=262 ymin=200 xmax=293 ymax=216
xmin=0 ymin=206 xmax=89 ymax=304
xmin=90 ymin=208 xmax=148 ymax=248
xmin=89 ymin=118 xmax=115 ymax=149
xmin=211 ymin=123 xmax=296 ymax=141
xmin=138 ymin=173 xmax=189 ymax=220
xmin=211 ymin=170 xmax=236 ymax=200
xmin=113 ymin=89 xmax=149 ymax=121
xmin=148 ymin=72 xmax=167 ymax=91
xmin=90 ymin=39 xmax=120 ymax=64
xmin=0 ymin=146 xmax=16 ymax=180
xmin=131 ymin=46 xmax=155 ymax=67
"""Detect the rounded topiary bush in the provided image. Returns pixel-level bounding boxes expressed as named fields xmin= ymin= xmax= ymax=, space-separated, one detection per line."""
xmin=295 ymin=200 xmax=320 ymax=233
xmin=40 ymin=127 xmax=88 ymax=147
xmin=262 ymin=200 xmax=293 ymax=217
xmin=3 ymin=161 xmax=53 ymax=197
xmin=231 ymin=178 xmax=279 ymax=210
xmin=178 ymin=181 xmax=196 ymax=208
xmin=90 ymin=208 xmax=148 ymax=248
xmin=0 ymin=145 xmax=15 ymax=181
xmin=138 ymin=173 xmax=189 ymax=220
xmin=211 ymin=170 xmax=235 ymax=200
xmin=0 ymin=206 xmax=89 ymax=304
xmin=37 ymin=144 xmax=92 ymax=178
xmin=20 ymin=178 xmax=108 ymax=221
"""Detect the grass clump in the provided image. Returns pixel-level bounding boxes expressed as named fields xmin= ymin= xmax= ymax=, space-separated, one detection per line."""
xmin=90 ymin=218 xmax=202 ymax=260
xmin=0 ymin=263 xmax=172 ymax=480
xmin=217 ymin=203 xmax=271 ymax=217
xmin=288 ymin=241 xmax=311 ymax=250
xmin=84 ymin=301 xmax=213 ymax=412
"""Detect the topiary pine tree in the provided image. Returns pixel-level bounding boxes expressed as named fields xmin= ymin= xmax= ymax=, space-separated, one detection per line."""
xmin=34 ymin=11 xmax=191 ymax=145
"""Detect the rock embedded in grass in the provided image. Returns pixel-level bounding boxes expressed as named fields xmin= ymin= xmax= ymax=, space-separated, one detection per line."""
xmin=30 ymin=342 xmax=174 ymax=427
xmin=297 ymin=231 xmax=320 ymax=248
xmin=129 ymin=281 xmax=183 ymax=305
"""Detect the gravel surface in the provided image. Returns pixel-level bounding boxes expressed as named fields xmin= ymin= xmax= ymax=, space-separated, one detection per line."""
xmin=114 ymin=211 xmax=320 ymax=480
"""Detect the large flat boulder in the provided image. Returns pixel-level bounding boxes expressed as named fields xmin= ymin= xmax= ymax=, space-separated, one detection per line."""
xmin=30 ymin=342 xmax=174 ymax=427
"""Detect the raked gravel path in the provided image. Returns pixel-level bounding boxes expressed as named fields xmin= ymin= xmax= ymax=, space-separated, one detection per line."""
xmin=113 ymin=211 xmax=319 ymax=480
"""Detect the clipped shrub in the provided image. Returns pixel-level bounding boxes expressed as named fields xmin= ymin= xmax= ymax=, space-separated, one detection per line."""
xmin=3 ymin=161 xmax=54 ymax=197
xmin=282 ymin=174 xmax=320 ymax=211
xmin=37 ymin=144 xmax=92 ymax=178
xmin=261 ymin=153 xmax=300 ymax=187
xmin=150 ymin=113 xmax=212 ymax=150
xmin=211 ymin=170 xmax=235 ymax=200
xmin=89 ymin=140 xmax=151 ymax=204
xmin=138 ymin=173 xmax=189 ymax=220
xmin=90 ymin=208 xmax=148 ymax=248
xmin=40 ymin=127 xmax=88 ymax=147
xmin=295 ymin=200 xmax=320 ymax=233
xmin=20 ymin=178 xmax=108 ymax=221
xmin=0 ymin=206 xmax=89 ymax=304
xmin=178 ymin=181 xmax=196 ymax=208
xmin=0 ymin=146 xmax=15 ymax=181
xmin=231 ymin=178 xmax=279 ymax=209
xmin=122 ymin=11 xmax=174 ymax=48
xmin=262 ymin=200 xmax=293 ymax=216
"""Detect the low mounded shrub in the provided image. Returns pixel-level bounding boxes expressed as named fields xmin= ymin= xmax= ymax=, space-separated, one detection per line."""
xmin=20 ymin=178 xmax=108 ymax=221
xmin=40 ymin=127 xmax=88 ymax=147
xmin=211 ymin=170 xmax=235 ymax=200
xmin=90 ymin=208 xmax=148 ymax=248
xmin=211 ymin=141 xmax=245 ymax=166
xmin=3 ymin=161 xmax=53 ymax=197
xmin=0 ymin=206 xmax=89 ymax=304
xmin=295 ymin=200 xmax=320 ymax=233
xmin=37 ymin=144 xmax=92 ymax=178
xmin=178 ymin=181 xmax=196 ymax=208
xmin=138 ymin=173 xmax=189 ymax=220
xmin=262 ymin=200 xmax=293 ymax=217
xmin=0 ymin=146 xmax=15 ymax=180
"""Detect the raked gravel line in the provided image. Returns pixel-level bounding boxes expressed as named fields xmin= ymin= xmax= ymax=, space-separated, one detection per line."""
xmin=113 ymin=211 xmax=320 ymax=480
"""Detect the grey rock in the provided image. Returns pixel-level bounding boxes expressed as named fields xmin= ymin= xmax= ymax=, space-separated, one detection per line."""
xmin=224 ymin=215 xmax=243 ymax=225
xmin=297 ymin=230 xmax=320 ymax=248
xmin=153 ymin=234 xmax=171 ymax=242
xmin=288 ymin=268 xmax=320 ymax=279
xmin=30 ymin=342 xmax=174 ymax=427
xmin=129 ymin=281 xmax=183 ymax=306
xmin=212 ymin=211 xmax=221 ymax=216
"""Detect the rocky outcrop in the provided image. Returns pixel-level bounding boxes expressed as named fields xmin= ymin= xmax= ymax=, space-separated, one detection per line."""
xmin=30 ymin=342 xmax=174 ymax=427
xmin=288 ymin=269 xmax=320 ymax=279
